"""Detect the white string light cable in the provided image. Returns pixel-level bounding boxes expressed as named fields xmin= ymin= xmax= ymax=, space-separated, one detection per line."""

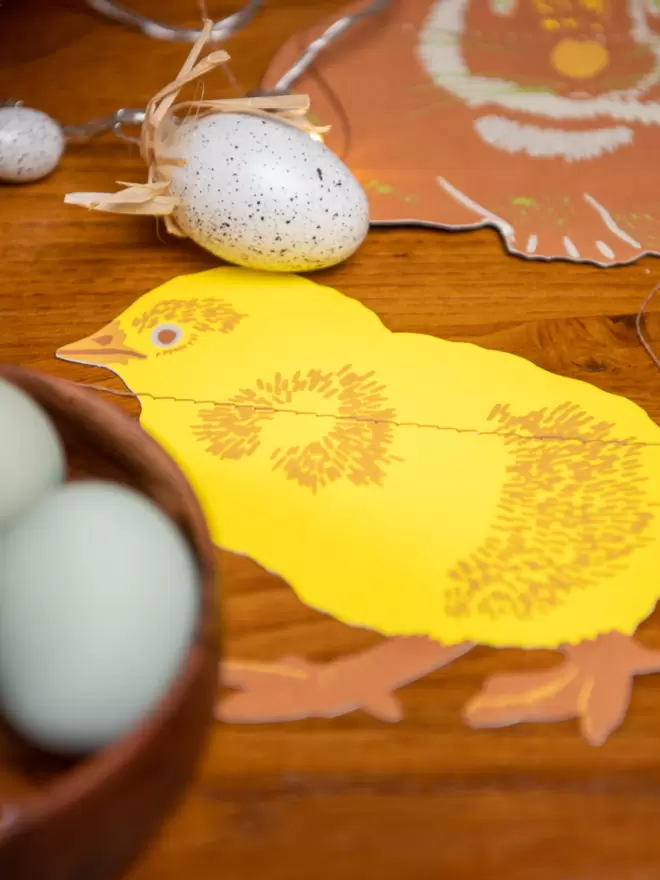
xmin=84 ymin=0 xmax=262 ymax=43
xmin=0 ymin=0 xmax=389 ymax=183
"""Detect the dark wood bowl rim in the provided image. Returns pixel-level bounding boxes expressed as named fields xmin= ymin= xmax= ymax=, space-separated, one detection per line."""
xmin=0 ymin=366 xmax=217 ymax=846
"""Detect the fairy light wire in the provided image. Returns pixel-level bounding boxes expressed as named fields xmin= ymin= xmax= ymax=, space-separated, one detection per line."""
xmin=61 ymin=0 xmax=389 ymax=141
xmin=63 ymin=108 xmax=146 ymax=143
xmin=76 ymin=383 xmax=660 ymax=450
xmin=84 ymin=0 xmax=263 ymax=43
xmin=272 ymin=0 xmax=391 ymax=94
xmin=636 ymin=282 xmax=660 ymax=370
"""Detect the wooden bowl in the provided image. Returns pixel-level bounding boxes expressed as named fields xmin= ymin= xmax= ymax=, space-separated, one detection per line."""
xmin=0 ymin=365 xmax=219 ymax=880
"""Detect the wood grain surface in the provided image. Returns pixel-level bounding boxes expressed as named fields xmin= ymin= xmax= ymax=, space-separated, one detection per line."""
xmin=3 ymin=2 xmax=660 ymax=878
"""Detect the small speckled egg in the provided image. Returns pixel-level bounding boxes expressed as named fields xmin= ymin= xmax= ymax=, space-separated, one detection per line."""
xmin=0 ymin=481 xmax=199 ymax=754
xmin=162 ymin=113 xmax=370 ymax=272
xmin=0 ymin=106 xmax=64 ymax=183
xmin=0 ymin=379 xmax=64 ymax=527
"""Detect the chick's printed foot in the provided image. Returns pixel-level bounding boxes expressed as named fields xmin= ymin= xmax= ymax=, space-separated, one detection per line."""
xmin=464 ymin=633 xmax=660 ymax=745
xmin=218 ymin=637 xmax=473 ymax=724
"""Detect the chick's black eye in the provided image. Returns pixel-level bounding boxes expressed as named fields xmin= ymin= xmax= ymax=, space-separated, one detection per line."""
xmin=151 ymin=323 xmax=183 ymax=348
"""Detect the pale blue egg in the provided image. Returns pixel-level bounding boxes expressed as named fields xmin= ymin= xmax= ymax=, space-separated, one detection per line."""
xmin=0 ymin=481 xmax=200 ymax=754
xmin=0 ymin=379 xmax=64 ymax=528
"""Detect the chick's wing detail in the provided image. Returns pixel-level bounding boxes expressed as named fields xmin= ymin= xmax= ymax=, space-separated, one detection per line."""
xmin=446 ymin=402 xmax=656 ymax=623
xmin=194 ymin=364 xmax=403 ymax=492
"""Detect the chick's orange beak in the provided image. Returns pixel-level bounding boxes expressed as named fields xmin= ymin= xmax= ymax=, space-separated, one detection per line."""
xmin=56 ymin=321 xmax=146 ymax=366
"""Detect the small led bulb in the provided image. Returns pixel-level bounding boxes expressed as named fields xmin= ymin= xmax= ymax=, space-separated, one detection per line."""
xmin=0 ymin=104 xmax=65 ymax=183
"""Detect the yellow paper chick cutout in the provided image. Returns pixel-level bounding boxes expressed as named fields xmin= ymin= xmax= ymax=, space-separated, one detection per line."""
xmin=56 ymin=268 xmax=660 ymax=658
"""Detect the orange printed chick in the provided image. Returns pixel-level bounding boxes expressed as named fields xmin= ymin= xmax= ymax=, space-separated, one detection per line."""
xmin=58 ymin=268 xmax=660 ymax=744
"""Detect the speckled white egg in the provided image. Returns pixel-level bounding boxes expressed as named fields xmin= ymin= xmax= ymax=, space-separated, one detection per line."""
xmin=0 ymin=106 xmax=64 ymax=183
xmin=162 ymin=113 xmax=370 ymax=272
xmin=0 ymin=481 xmax=199 ymax=754
xmin=0 ymin=379 xmax=64 ymax=527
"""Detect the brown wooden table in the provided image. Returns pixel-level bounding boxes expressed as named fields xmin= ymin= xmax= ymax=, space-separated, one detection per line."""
xmin=3 ymin=2 xmax=660 ymax=878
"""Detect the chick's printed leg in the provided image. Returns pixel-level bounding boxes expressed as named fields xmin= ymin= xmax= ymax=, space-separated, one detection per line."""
xmin=464 ymin=633 xmax=660 ymax=745
xmin=218 ymin=637 xmax=473 ymax=724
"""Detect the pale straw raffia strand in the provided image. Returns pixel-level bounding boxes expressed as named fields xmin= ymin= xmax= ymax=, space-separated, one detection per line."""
xmin=64 ymin=19 xmax=327 ymax=237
